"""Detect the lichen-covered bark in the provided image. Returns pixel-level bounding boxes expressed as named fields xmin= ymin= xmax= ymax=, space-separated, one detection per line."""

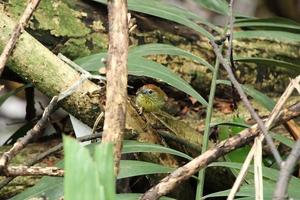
xmin=0 ymin=12 xmax=102 ymax=126
xmin=3 ymin=0 xmax=108 ymax=59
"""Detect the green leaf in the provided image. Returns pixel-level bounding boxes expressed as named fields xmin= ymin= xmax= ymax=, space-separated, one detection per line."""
xmin=235 ymin=17 xmax=300 ymax=31
xmin=235 ymin=57 xmax=300 ymax=73
xmin=117 ymin=193 xmax=175 ymax=200
xmin=217 ymin=80 xmax=275 ymax=111
xmin=270 ymin=132 xmax=295 ymax=148
xmin=234 ymin=30 xmax=300 ymax=43
xmin=118 ymin=160 xmax=174 ymax=179
xmin=64 ymin=136 xmax=103 ymax=200
xmin=91 ymin=0 xmax=216 ymax=39
xmin=194 ymin=0 xmax=229 ymax=15
xmin=202 ymin=188 xmax=250 ymax=199
xmin=94 ymin=142 xmax=115 ymax=200
xmin=9 ymin=176 xmax=64 ymax=200
xmin=239 ymin=84 xmax=275 ymax=111
xmin=75 ymin=52 xmax=106 ymax=71
xmin=129 ymin=43 xmax=214 ymax=71
xmin=210 ymin=121 xmax=250 ymax=128
xmin=218 ymin=118 xmax=251 ymax=164
xmin=75 ymin=54 xmax=208 ymax=106
xmin=0 ymin=83 xmax=32 ymax=107
xmin=123 ymin=140 xmax=193 ymax=160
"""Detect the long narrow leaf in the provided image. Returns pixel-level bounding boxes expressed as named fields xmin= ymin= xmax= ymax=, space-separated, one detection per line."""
xmin=118 ymin=160 xmax=173 ymax=179
xmin=194 ymin=0 xmax=228 ymax=15
xmin=234 ymin=30 xmax=300 ymax=43
xmin=235 ymin=18 xmax=300 ymax=31
xmin=123 ymin=140 xmax=193 ymax=160
xmin=129 ymin=43 xmax=214 ymax=71
xmin=92 ymin=0 xmax=216 ymax=38
xmin=64 ymin=137 xmax=102 ymax=200
xmin=94 ymin=143 xmax=115 ymax=200
xmin=217 ymin=79 xmax=275 ymax=111
xmin=235 ymin=57 xmax=300 ymax=73
xmin=9 ymin=176 xmax=64 ymax=200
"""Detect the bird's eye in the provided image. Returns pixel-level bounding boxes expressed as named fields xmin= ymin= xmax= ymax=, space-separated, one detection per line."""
xmin=147 ymin=90 xmax=153 ymax=94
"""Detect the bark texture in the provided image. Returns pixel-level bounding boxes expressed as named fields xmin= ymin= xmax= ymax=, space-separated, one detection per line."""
xmin=102 ymin=0 xmax=128 ymax=175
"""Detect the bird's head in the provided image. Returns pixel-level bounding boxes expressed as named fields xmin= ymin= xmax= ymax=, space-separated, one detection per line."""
xmin=135 ymin=84 xmax=167 ymax=112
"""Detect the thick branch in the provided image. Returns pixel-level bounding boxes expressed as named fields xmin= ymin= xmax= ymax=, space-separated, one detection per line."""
xmin=102 ymin=0 xmax=128 ymax=175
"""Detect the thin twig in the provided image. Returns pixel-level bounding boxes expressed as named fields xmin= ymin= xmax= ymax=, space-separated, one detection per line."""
xmin=0 ymin=132 xmax=103 ymax=189
xmin=102 ymin=0 xmax=129 ymax=175
xmin=0 ymin=133 xmax=104 ymax=180
xmin=0 ymin=143 xmax=62 ymax=189
xmin=273 ymin=139 xmax=300 ymax=200
xmin=0 ymin=0 xmax=42 ymax=76
xmin=57 ymin=53 xmax=105 ymax=81
xmin=210 ymin=41 xmax=282 ymax=166
xmin=92 ymin=112 xmax=104 ymax=134
xmin=0 ymin=166 xmax=64 ymax=177
xmin=227 ymin=145 xmax=256 ymax=200
xmin=254 ymin=137 xmax=263 ymax=200
xmin=0 ymin=96 xmax=58 ymax=171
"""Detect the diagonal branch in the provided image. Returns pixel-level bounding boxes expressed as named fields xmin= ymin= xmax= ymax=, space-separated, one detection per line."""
xmin=0 ymin=0 xmax=42 ymax=76
xmin=0 ymin=96 xmax=58 ymax=171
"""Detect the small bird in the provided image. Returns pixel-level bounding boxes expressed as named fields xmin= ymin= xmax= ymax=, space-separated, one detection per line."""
xmin=135 ymin=84 xmax=167 ymax=113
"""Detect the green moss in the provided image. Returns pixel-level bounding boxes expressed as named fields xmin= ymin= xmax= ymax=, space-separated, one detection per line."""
xmin=7 ymin=0 xmax=90 ymax=37
xmin=87 ymin=32 xmax=108 ymax=53
xmin=60 ymin=38 xmax=91 ymax=59
xmin=5 ymin=0 xmax=108 ymax=58
xmin=35 ymin=0 xmax=90 ymax=37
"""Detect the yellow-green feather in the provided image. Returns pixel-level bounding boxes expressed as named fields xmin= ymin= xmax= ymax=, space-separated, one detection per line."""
xmin=136 ymin=91 xmax=165 ymax=112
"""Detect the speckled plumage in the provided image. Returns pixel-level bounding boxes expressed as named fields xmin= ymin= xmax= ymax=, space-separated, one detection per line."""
xmin=135 ymin=84 xmax=167 ymax=112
